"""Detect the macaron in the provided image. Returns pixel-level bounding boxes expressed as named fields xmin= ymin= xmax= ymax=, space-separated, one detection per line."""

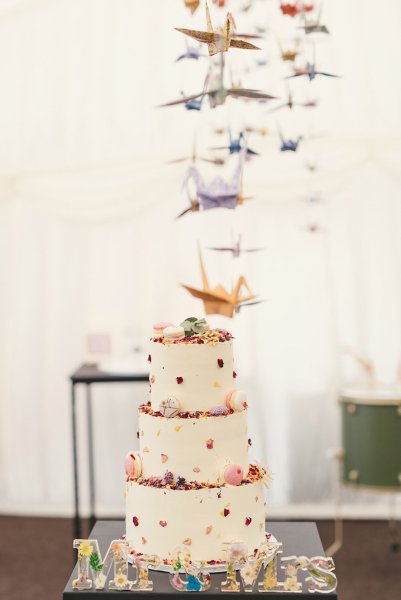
xmin=153 ymin=322 xmax=173 ymax=336
xmin=224 ymin=464 xmax=244 ymax=486
xmin=124 ymin=451 xmax=142 ymax=480
xmin=225 ymin=389 xmax=247 ymax=412
xmin=209 ymin=405 xmax=230 ymax=416
xmin=159 ymin=395 xmax=181 ymax=418
xmin=163 ymin=325 xmax=185 ymax=340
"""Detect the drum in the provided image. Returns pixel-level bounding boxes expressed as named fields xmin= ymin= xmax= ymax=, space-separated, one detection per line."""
xmin=340 ymin=387 xmax=401 ymax=490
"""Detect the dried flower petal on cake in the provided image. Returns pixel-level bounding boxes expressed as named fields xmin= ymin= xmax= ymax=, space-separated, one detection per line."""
xmin=182 ymin=537 xmax=192 ymax=546
xmin=150 ymin=374 xmax=155 ymax=384
xmin=205 ymin=525 xmax=213 ymax=535
xmin=163 ymin=471 xmax=174 ymax=485
xmin=159 ymin=520 xmax=167 ymax=527
xmin=213 ymin=381 xmax=221 ymax=388
xmin=193 ymin=466 xmax=200 ymax=473
xmin=206 ymin=438 xmax=214 ymax=449
xmin=147 ymin=354 xmax=151 ymax=363
xmin=245 ymin=517 xmax=252 ymax=526
xmin=176 ymin=376 xmax=184 ymax=384
xmin=141 ymin=537 xmax=147 ymax=544
xmin=233 ymin=371 xmax=237 ymax=378
xmin=132 ymin=516 xmax=139 ymax=527
xmin=217 ymin=358 xmax=224 ymax=368
xmin=161 ymin=453 xmax=168 ymax=463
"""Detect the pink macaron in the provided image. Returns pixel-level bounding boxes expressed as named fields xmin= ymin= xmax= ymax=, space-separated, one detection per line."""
xmin=153 ymin=322 xmax=173 ymax=336
xmin=225 ymin=389 xmax=247 ymax=412
xmin=124 ymin=451 xmax=142 ymax=480
xmin=224 ymin=464 xmax=244 ymax=486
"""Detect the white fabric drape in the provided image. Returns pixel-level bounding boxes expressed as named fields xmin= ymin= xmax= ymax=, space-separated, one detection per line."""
xmin=0 ymin=0 xmax=401 ymax=517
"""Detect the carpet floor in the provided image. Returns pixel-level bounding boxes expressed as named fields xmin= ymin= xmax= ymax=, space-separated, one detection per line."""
xmin=0 ymin=517 xmax=400 ymax=599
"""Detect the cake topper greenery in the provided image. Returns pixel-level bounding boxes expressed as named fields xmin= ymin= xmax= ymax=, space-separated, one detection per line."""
xmin=180 ymin=317 xmax=209 ymax=336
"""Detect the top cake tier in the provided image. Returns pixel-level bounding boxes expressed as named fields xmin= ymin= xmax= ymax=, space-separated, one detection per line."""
xmin=149 ymin=328 xmax=237 ymax=413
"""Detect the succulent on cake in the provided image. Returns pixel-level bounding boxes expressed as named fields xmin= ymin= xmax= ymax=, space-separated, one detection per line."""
xmin=180 ymin=317 xmax=209 ymax=336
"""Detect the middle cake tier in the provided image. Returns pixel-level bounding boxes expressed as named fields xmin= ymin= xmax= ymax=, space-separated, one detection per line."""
xmin=138 ymin=406 xmax=249 ymax=484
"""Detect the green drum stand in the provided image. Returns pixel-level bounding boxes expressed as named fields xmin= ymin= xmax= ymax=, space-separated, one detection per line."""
xmin=326 ymin=387 xmax=401 ymax=556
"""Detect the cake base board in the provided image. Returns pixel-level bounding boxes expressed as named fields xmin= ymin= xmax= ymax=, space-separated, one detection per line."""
xmin=127 ymin=533 xmax=278 ymax=573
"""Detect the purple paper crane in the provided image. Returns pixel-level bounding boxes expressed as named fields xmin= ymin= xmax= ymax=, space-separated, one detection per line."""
xmin=175 ymin=41 xmax=207 ymax=62
xmin=183 ymin=149 xmax=246 ymax=212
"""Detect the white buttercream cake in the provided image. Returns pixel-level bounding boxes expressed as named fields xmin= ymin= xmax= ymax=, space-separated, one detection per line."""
xmin=125 ymin=319 xmax=268 ymax=564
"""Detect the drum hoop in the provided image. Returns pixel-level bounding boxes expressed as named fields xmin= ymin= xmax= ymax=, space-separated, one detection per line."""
xmin=339 ymin=396 xmax=401 ymax=406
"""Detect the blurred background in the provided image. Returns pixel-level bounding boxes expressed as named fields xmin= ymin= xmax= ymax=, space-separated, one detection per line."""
xmin=0 ymin=0 xmax=400 ymax=598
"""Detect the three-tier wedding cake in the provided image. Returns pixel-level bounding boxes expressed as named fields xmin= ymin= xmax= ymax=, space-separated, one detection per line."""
xmin=125 ymin=318 xmax=268 ymax=564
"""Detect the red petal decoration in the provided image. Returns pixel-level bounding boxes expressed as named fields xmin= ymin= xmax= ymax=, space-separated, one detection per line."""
xmin=223 ymin=508 xmax=230 ymax=517
xmin=233 ymin=371 xmax=237 ymax=378
xmin=133 ymin=516 xmax=139 ymax=527
xmin=159 ymin=520 xmax=167 ymax=527
xmin=245 ymin=517 xmax=252 ymax=526
xmin=217 ymin=358 xmax=224 ymax=368
xmin=176 ymin=377 xmax=183 ymax=384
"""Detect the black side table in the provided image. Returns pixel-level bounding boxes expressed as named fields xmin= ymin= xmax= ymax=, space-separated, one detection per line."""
xmin=70 ymin=364 xmax=148 ymax=540
xmin=63 ymin=520 xmax=338 ymax=598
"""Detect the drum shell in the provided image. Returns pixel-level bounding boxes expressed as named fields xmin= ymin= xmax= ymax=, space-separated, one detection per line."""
xmin=341 ymin=399 xmax=401 ymax=490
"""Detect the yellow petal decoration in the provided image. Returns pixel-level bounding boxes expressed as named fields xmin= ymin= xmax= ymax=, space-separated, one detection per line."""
xmin=213 ymin=381 xmax=221 ymax=388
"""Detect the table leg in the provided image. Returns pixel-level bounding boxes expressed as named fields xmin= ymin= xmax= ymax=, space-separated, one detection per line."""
xmin=71 ymin=382 xmax=81 ymax=540
xmin=86 ymin=383 xmax=96 ymax=532
xmin=325 ymin=450 xmax=344 ymax=556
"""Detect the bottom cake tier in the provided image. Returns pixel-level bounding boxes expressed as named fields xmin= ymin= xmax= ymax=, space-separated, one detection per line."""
xmin=126 ymin=476 xmax=267 ymax=563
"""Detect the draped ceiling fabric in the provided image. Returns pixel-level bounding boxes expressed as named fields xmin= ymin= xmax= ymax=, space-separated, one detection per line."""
xmin=0 ymin=0 xmax=401 ymax=517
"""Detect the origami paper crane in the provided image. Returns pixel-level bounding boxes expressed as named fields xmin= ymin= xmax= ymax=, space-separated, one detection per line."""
xmin=277 ymin=38 xmax=301 ymax=62
xmin=288 ymin=61 xmax=339 ymax=81
xmin=207 ymin=234 xmax=264 ymax=258
xmin=183 ymin=149 xmax=246 ymax=211
xmin=278 ymin=127 xmax=303 ymax=152
xmin=159 ymin=65 xmax=277 ymax=110
xmin=244 ymin=126 xmax=268 ymax=137
xmin=280 ymin=2 xmax=315 ymax=17
xmin=267 ymin=87 xmax=317 ymax=113
xmin=175 ymin=41 xmax=207 ymax=62
xmin=183 ymin=0 xmax=200 ymax=15
xmin=210 ymin=130 xmax=259 ymax=156
xmin=298 ymin=3 xmax=329 ymax=34
xmin=181 ymin=246 xmax=260 ymax=318
xmin=175 ymin=2 xmax=261 ymax=56
xmin=167 ymin=137 xmax=226 ymax=167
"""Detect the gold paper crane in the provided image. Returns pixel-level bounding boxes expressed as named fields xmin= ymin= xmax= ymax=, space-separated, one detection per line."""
xmin=176 ymin=3 xmax=260 ymax=57
xmin=184 ymin=0 xmax=200 ymax=15
xmin=181 ymin=246 xmax=258 ymax=318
